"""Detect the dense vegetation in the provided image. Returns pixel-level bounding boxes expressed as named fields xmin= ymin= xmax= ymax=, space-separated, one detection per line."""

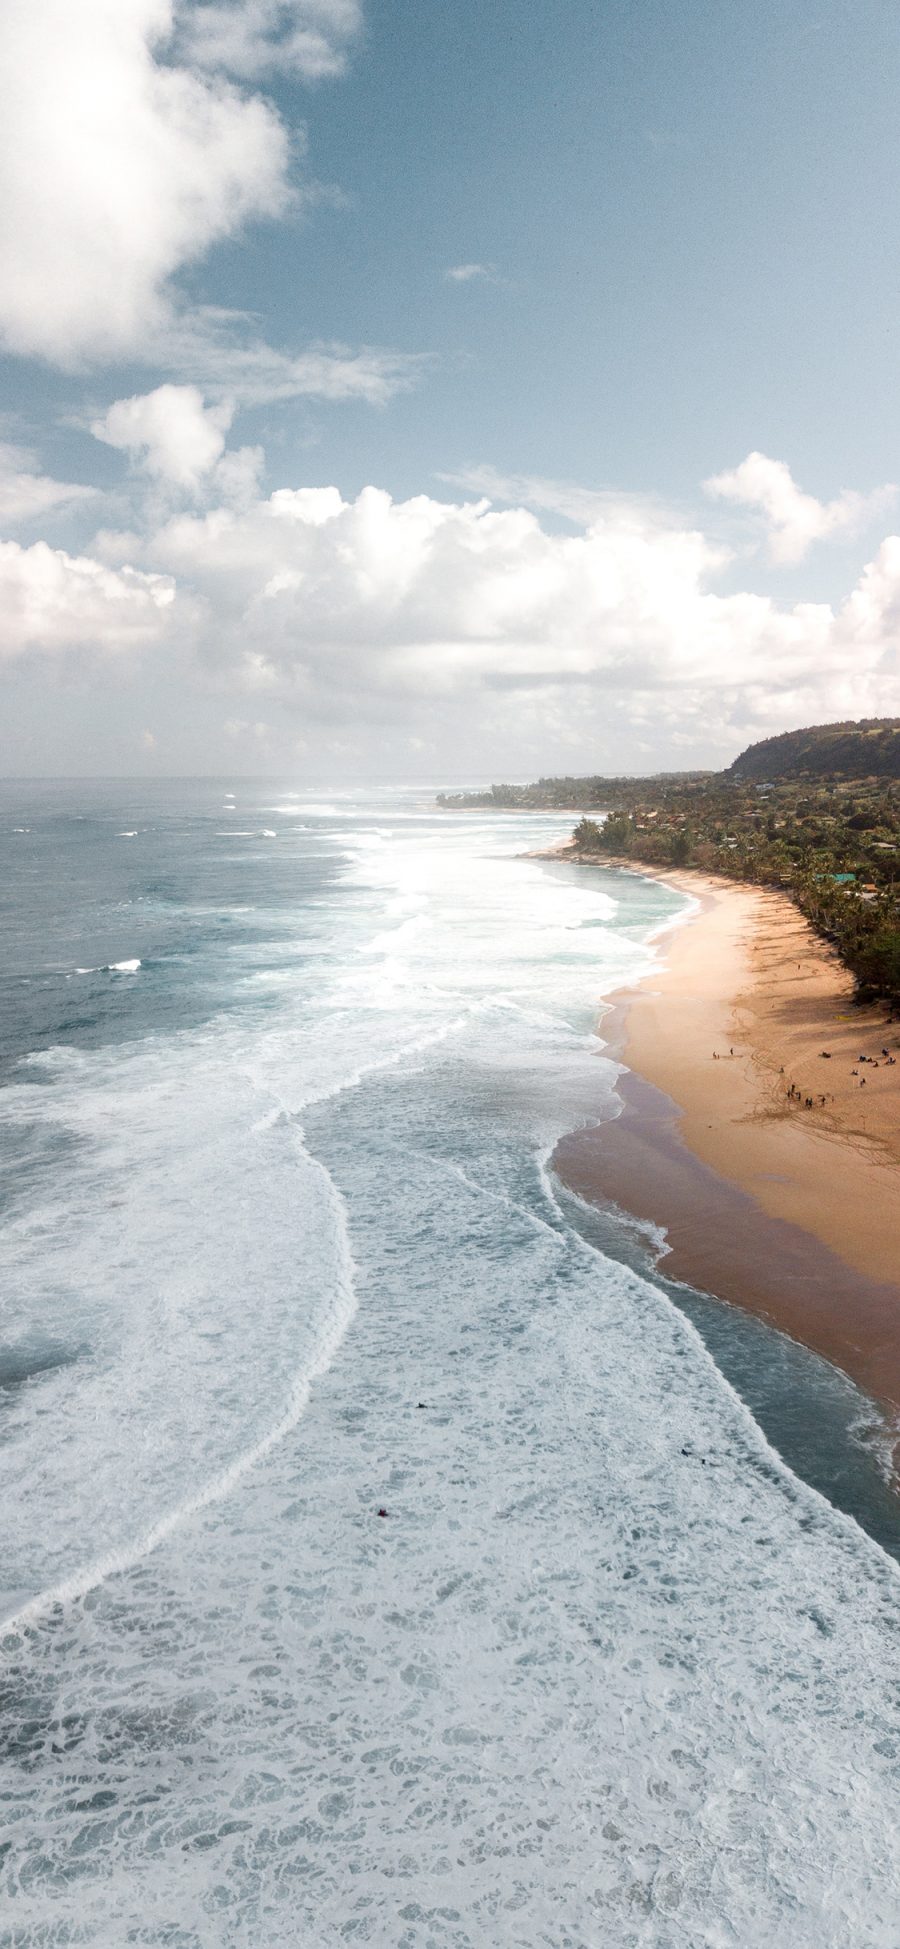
xmin=438 ymin=721 xmax=900 ymax=1003
xmin=727 ymin=718 xmax=900 ymax=783
xmin=437 ymin=772 xmax=713 ymax=811
xmin=568 ymin=776 xmax=900 ymax=1002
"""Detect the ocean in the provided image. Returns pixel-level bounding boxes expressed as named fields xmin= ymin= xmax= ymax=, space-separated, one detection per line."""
xmin=1 ymin=779 xmax=899 ymax=1947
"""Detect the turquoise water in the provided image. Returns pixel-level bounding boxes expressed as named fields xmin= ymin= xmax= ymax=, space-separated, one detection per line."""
xmin=1 ymin=781 xmax=898 ymax=1946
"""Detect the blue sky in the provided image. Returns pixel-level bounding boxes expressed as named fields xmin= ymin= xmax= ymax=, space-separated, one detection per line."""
xmin=1 ymin=0 xmax=899 ymax=777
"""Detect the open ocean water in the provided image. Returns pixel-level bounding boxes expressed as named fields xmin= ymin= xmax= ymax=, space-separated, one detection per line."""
xmin=1 ymin=779 xmax=899 ymax=1948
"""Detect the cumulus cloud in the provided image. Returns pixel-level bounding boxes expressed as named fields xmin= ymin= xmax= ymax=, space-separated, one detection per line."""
xmin=138 ymin=487 xmax=779 ymax=691
xmin=92 ymin=384 xmax=234 ymax=487
xmin=0 ymin=0 xmax=421 ymax=438
xmin=178 ymin=0 xmax=362 ymax=79
xmin=212 ymin=443 xmax=267 ymax=505
xmin=5 ymin=464 xmax=898 ymax=762
xmin=705 ymin=451 xmax=896 ymax=564
xmin=91 ymin=481 xmax=898 ymax=739
xmin=89 ymin=355 xmax=421 ymax=502
xmin=0 ymin=0 xmax=290 ymax=365
xmin=0 ymin=539 xmax=176 ymax=660
xmin=0 ymin=444 xmax=97 ymax=525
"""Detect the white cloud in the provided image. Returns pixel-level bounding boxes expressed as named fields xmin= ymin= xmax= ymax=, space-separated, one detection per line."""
xmin=213 ymin=443 xmax=267 ymax=505
xmin=96 ymin=481 xmax=898 ymax=735
xmin=7 ymin=463 xmax=899 ymax=765
xmin=0 ymin=444 xmax=97 ymax=524
xmin=439 ymin=464 xmax=666 ymax=529
xmin=0 ymin=0 xmax=290 ymax=365
xmin=445 ymin=263 xmax=495 ymax=284
xmin=159 ymin=313 xmax=425 ymax=405
xmin=92 ymin=384 xmax=234 ymax=487
xmin=0 ymin=539 xmax=176 ymax=660
xmin=0 ymin=3 xmax=421 ymax=425
xmin=89 ymin=350 xmax=420 ymax=502
xmin=178 ymin=0 xmax=362 ymax=79
xmin=705 ymin=451 xmax=896 ymax=564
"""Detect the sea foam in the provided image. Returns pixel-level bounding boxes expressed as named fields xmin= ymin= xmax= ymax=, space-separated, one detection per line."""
xmin=1 ymin=787 xmax=898 ymax=1946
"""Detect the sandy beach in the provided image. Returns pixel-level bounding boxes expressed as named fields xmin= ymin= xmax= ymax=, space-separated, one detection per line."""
xmin=553 ymin=864 xmax=900 ymax=1427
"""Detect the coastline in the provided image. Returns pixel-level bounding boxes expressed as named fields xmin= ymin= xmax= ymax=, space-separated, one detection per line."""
xmin=551 ymin=859 xmax=900 ymax=1431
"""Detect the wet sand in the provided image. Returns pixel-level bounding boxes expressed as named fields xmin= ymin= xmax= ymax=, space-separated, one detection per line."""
xmin=552 ymin=867 xmax=900 ymax=1425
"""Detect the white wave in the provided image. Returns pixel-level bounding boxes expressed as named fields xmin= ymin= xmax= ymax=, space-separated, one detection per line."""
xmin=358 ymin=913 xmax=430 ymax=957
xmin=540 ymin=1146 xmax=900 ymax=1584
xmin=6 ymin=794 xmax=899 ymax=1945
xmin=0 ymin=999 xmax=472 ymax=1633
xmin=108 ymin=958 xmax=140 ymax=972
xmin=117 ymin=830 xmax=138 ymax=838
xmin=271 ymin=801 xmax=344 ymax=817
xmin=243 ymin=968 xmax=296 ymax=984
xmin=2 ymin=1132 xmax=359 ymax=1639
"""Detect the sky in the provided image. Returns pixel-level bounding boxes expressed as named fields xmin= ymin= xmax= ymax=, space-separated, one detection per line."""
xmin=2 ymin=0 xmax=900 ymax=780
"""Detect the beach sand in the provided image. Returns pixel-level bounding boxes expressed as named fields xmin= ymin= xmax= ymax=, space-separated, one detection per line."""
xmin=552 ymin=867 xmax=900 ymax=1427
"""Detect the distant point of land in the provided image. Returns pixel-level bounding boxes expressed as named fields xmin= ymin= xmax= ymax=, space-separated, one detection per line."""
xmin=437 ymin=718 xmax=900 ymax=1004
xmin=726 ymin=718 xmax=900 ymax=784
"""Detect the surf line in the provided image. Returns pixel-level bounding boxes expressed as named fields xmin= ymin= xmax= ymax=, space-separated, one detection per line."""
xmin=1 ymin=1139 xmax=358 ymax=1645
xmin=3 ymin=1009 xmax=480 ymax=1643
xmin=539 ymin=1149 xmax=900 ymax=1587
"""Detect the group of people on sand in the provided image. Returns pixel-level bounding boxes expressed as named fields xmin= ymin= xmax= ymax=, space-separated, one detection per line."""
xmin=709 ymin=1048 xmax=834 ymax=1109
xmin=849 ymin=1048 xmax=896 ymax=1084
xmin=785 ymin=1081 xmax=830 ymax=1108
xmin=781 ymin=1040 xmax=897 ymax=1106
xmin=712 ymin=1036 xmax=897 ymax=1107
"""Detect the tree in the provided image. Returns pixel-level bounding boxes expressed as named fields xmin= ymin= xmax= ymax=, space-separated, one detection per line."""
xmin=598 ymin=813 xmax=633 ymax=853
xmin=573 ymin=816 xmax=604 ymax=851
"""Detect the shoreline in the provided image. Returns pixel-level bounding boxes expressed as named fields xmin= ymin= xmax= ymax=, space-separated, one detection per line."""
xmin=550 ymin=859 xmax=900 ymax=1434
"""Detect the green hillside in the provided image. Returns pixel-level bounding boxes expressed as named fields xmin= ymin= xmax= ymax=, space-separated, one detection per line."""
xmin=727 ymin=719 xmax=900 ymax=783
xmin=437 ymin=720 xmax=900 ymax=1003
